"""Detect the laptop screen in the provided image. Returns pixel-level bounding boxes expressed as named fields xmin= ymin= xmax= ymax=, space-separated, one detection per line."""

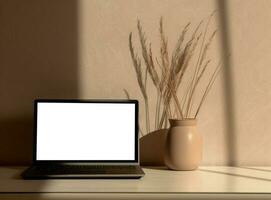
xmin=35 ymin=101 xmax=137 ymax=162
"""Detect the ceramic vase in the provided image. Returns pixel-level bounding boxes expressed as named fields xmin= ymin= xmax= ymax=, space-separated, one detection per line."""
xmin=164 ymin=119 xmax=202 ymax=170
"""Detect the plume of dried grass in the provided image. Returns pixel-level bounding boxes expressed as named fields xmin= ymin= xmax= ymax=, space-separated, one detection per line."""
xmin=126 ymin=12 xmax=221 ymax=134
xmin=129 ymin=33 xmax=150 ymax=134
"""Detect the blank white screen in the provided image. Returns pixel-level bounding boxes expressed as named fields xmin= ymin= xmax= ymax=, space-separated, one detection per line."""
xmin=36 ymin=102 xmax=135 ymax=161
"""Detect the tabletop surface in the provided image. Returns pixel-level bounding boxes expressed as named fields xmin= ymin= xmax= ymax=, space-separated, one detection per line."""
xmin=0 ymin=166 xmax=271 ymax=194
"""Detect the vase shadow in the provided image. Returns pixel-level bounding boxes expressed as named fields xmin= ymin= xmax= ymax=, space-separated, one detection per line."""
xmin=140 ymin=129 xmax=168 ymax=166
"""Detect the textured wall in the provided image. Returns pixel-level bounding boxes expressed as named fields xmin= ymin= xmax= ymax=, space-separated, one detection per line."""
xmin=1 ymin=0 xmax=271 ymax=165
xmin=78 ymin=0 xmax=271 ymax=166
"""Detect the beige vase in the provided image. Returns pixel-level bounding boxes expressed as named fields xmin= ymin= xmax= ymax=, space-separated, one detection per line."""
xmin=164 ymin=119 xmax=202 ymax=170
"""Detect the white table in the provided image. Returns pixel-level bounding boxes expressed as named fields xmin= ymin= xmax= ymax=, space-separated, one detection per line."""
xmin=0 ymin=166 xmax=271 ymax=199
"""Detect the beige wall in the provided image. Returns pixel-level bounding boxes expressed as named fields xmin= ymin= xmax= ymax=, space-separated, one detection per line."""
xmin=1 ymin=0 xmax=271 ymax=165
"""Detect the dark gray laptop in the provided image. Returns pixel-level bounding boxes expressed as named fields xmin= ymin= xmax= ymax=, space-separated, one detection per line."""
xmin=22 ymin=99 xmax=144 ymax=179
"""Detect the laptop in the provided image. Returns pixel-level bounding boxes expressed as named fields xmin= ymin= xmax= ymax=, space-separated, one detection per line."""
xmin=21 ymin=99 xmax=145 ymax=179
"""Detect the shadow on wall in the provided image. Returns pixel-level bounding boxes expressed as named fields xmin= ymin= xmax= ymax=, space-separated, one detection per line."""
xmin=0 ymin=0 xmax=79 ymax=165
xmin=216 ymin=0 xmax=237 ymax=166
xmin=140 ymin=129 xmax=168 ymax=166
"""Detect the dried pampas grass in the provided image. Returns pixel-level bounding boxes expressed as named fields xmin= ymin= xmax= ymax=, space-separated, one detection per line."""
xmin=126 ymin=11 xmax=221 ymax=134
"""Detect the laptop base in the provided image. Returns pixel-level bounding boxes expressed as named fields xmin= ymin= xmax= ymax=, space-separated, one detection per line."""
xmin=21 ymin=165 xmax=145 ymax=179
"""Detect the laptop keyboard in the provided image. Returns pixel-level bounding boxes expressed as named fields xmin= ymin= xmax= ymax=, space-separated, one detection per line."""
xmin=32 ymin=165 xmax=139 ymax=174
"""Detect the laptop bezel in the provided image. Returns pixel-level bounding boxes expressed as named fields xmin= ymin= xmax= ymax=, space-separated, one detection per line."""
xmin=32 ymin=99 xmax=139 ymax=165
